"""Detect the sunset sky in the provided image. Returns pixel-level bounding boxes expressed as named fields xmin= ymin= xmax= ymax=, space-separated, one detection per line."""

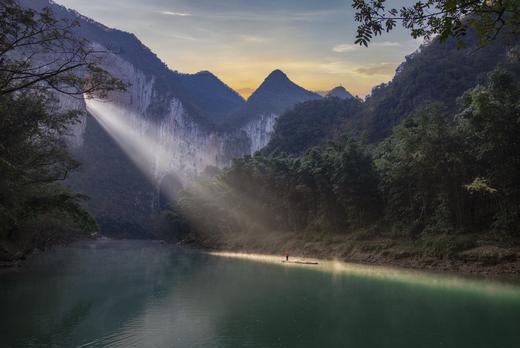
xmin=56 ymin=0 xmax=421 ymax=98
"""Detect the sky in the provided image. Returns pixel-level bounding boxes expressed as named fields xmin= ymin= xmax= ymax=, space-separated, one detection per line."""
xmin=55 ymin=0 xmax=421 ymax=98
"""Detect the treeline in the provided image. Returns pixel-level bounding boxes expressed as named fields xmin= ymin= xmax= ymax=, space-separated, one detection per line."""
xmin=0 ymin=1 xmax=122 ymax=262
xmin=171 ymin=67 xmax=520 ymax=249
xmin=260 ymin=97 xmax=361 ymax=156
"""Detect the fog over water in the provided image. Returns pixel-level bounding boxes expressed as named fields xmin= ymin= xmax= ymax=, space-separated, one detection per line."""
xmin=1 ymin=240 xmax=519 ymax=348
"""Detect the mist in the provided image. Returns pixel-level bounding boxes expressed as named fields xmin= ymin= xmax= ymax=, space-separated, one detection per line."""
xmin=86 ymin=97 xmax=184 ymax=201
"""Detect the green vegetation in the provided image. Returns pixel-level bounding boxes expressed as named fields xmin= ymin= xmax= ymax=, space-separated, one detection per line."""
xmin=261 ymin=97 xmax=361 ymax=156
xmin=0 ymin=1 xmax=123 ymax=263
xmin=170 ymin=66 xmax=520 ymax=264
xmin=353 ymin=0 xmax=520 ymax=47
xmin=354 ymin=33 xmax=513 ymax=142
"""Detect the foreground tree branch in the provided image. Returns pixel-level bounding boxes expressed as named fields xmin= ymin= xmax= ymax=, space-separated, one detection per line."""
xmin=0 ymin=0 xmax=126 ymax=97
xmin=352 ymin=0 xmax=520 ymax=47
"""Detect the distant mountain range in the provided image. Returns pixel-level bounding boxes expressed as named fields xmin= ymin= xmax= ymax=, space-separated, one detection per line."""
xmin=22 ymin=0 xmax=246 ymax=128
xmin=19 ymin=0 xmax=513 ymax=239
xmin=23 ymin=1 xmax=352 ymax=129
xmin=261 ymin=28 xmax=517 ymax=158
xmin=20 ymin=0 xmax=341 ymax=237
xmin=221 ymin=69 xmax=322 ymax=127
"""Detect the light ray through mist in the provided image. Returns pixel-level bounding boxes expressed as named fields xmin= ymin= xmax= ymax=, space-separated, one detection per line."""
xmin=85 ymin=97 xmax=182 ymax=200
xmin=209 ymin=252 xmax=520 ymax=299
xmin=86 ymin=97 xmax=278 ymax=236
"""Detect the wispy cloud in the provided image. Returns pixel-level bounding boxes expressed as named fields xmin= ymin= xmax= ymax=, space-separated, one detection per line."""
xmin=187 ymin=9 xmax=336 ymax=23
xmin=160 ymin=11 xmax=192 ymax=17
xmin=332 ymin=43 xmax=361 ymax=53
xmin=239 ymin=35 xmax=270 ymax=43
xmin=355 ymin=62 xmax=397 ymax=76
xmin=167 ymin=33 xmax=199 ymax=41
xmin=376 ymin=41 xmax=401 ymax=47
xmin=332 ymin=41 xmax=401 ymax=53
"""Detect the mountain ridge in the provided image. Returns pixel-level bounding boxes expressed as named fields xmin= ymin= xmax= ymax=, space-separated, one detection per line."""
xmin=246 ymin=69 xmax=322 ymax=114
xmin=22 ymin=0 xmax=246 ymax=128
xmin=326 ymin=86 xmax=354 ymax=99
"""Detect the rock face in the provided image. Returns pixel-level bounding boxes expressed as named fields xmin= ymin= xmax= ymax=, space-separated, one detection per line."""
xmin=66 ymin=48 xmax=279 ymax=237
xmin=22 ymin=0 xmax=307 ymax=236
xmin=79 ymin=50 xmax=276 ymax=185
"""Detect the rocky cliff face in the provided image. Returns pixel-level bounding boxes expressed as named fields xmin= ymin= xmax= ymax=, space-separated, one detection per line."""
xmin=75 ymin=51 xmax=277 ymax=186
xmin=65 ymin=50 xmax=277 ymax=237
xmin=21 ymin=0 xmax=303 ymax=236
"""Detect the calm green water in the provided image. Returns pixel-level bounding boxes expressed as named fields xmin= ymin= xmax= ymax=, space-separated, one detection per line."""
xmin=1 ymin=240 xmax=520 ymax=348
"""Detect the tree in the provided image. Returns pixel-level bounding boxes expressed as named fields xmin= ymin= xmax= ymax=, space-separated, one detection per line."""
xmin=457 ymin=68 xmax=520 ymax=234
xmin=0 ymin=0 xmax=125 ymax=96
xmin=352 ymin=0 xmax=520 ymax=46
xmin=331 ymin=139 xmax=382 ymax=227
xmin=0 ymin=1 xmax=124 ymax=260
xmin=375 ymin=104 xmax=469 ymax=234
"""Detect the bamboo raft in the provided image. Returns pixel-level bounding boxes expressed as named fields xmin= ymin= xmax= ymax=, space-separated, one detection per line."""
xmin=282 ymin=260 xmax=319 ymax=265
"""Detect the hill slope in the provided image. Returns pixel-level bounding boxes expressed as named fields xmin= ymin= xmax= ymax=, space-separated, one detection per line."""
xmin=246 ymin=70 xmax=322 ymax=115
xmin=326 ymin=86 xmax=354 ymax=99
xmin=353 ymin=33 xmax=516 ymax=142
xmin=261 ymin=97 xmax=361 ymax=156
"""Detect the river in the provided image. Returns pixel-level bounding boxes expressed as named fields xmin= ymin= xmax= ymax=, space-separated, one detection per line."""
xmin=0 ymin=240 xmax=519 ymax=348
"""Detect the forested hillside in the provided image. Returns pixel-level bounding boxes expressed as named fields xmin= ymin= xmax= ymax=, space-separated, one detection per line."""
xmin=257 ymin=33 xmax=515 ymax=158
xmin=261 ymin=97 xmax=361 ymax=156
xmin=170 ymin=34 xmax=520 ymax=267
xmin=354 ymin=33 xmax=516 ymax=142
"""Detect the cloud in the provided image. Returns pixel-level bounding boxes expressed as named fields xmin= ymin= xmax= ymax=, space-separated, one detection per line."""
xmin=160 ymin=11 xmax=192 ymax=17
xmin=332 ymin=41 xmax=401 ymax=53
xmin=239 ymin=35 xmax=270 ymax=43
xmin=377 ymin=41 xmax=401 ymax=47
xmin=354 ymin=62 xmax=397 ymax=76
xmin=167 ymin=33 xmax=198 ymax=41
xmin=332 ymin=44 xmax=361 ymax=53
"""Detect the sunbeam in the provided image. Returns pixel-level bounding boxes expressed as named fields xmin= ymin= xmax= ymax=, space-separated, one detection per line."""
xmin=86 ymin=97 xmax=184 ymax=200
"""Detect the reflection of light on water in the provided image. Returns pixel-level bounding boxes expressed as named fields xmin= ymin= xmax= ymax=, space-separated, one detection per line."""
xmin=209 ymin=251 xmax=520 ymax=299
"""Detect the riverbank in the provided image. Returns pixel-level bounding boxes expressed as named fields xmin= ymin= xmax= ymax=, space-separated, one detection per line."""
xmin=179 ymin=230 xmax=520 ymax=281
xmin=0 ymin=234 xmax=98 ymax=268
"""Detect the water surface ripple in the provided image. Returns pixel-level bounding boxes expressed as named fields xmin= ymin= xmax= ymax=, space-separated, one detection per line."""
xmin=0 ymin=240 xmax=519 ymax=348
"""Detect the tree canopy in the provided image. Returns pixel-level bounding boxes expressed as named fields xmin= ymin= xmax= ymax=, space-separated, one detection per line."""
xmin=170 ymin=66 xmax=520 ymax=256
xmin=0 ymin=0 xmax=125 ymax=97
xmin=353 ymin=0 xmax=520 ymax=46
xmin=0 ymin=0 xmax=124 ymax=262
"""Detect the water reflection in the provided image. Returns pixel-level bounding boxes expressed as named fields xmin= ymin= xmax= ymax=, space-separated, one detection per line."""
xmin=0 ymin=240 xmax=519 ymax=348
xmin=210 ymin=251 xmax=520 ymax=299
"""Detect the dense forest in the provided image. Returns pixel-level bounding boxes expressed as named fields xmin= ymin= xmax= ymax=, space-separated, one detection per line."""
xmin=260 ymin=97 xmax=362 ymax=156
xmin=3 ymin=0 xmax=520 ymax=267
xmin=170 ymin=40 xmax=520 ymax=261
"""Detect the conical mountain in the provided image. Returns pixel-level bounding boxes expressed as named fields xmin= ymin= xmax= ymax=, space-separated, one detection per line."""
xmin=326 ymin=86 xmax=354 ymax=99
xmin=245 ymin=69 xmax=321 ymax=115
xmin=178 ymin=71 xmax=245 ymax=115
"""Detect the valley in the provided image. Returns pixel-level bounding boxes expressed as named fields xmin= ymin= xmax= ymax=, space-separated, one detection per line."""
xmin=2 ymin=0 xmax=520 ymax=347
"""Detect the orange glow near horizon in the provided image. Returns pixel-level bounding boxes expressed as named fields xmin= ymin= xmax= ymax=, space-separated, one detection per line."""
xmin=236 ymin=87 xmax=255 ymax=99
xmin=55 ymin=0 xmax=422 ymax=99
